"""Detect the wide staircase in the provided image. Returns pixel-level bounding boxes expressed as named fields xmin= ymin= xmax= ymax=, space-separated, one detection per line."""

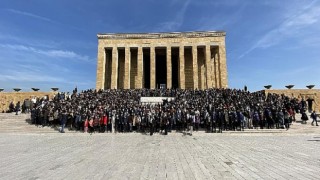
xmin=0 ymin=112 xmax=318 ymax=134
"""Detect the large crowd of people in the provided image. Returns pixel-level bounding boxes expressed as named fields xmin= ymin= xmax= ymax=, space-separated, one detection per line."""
xmin=16 ymin=88 xmax=316 ymax=134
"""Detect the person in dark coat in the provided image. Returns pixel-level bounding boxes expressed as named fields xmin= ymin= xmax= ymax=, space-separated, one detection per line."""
xmin=60 ymin=110 xmax=67 ymax=133
xmin=15 ymin=101 xmax=21 ymax=115
xmin=311 ymin=111 xmax=318 ymax=126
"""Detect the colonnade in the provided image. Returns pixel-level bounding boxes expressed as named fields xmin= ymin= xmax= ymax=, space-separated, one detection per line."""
xmin=97 ymin=44 xmax=227 ymax=90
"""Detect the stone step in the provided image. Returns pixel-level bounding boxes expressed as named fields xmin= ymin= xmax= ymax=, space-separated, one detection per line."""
xmin=0 ymin=113 xmax=319 ymax=134
xmin=225 ymin=129 xmax=286 ymax=133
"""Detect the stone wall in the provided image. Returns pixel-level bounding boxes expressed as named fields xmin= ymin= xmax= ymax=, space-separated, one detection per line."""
xmin=0 ymin=92 xmax=56 ymax=113
xmin=262 ymin=89 xmax=320 ymax=112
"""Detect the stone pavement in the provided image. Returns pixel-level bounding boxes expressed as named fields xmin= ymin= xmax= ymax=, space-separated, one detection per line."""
xmin=0 ymin=132 xmax=320 ymax=180
xmin=1 ymin=113 xmax=320 ymax=180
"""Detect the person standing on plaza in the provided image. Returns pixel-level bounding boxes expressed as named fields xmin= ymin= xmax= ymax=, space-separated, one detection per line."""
xmin=284 ymin=110 xmax=290 ymax=130
xmin=253 ymin=110 xmax=260 ymax=129
xmin=301 ymin=109 xmax=309 ymax=123
xmin=194 ymin=108 xmax=200 ymax=132
xmin=187 ymin=110 xmax=193 ymax=136
xmin=149 ymin=110 xmax=154 ymax=136
xmin=111 ymin=109 xmax=116 ymax=133
xmin=306 ymin=97 xmax=317 ymax=113
xmin=300 ymin=98 xmax=307 ymax=112
xmin=84 ymin=118 xmax=88 ymax=133
xmin=59 ymin=110 xmax=67 ymax=133
xmin=311 ymin=111 xmax=319 ymax=126
xmin=15 ymin=101 xmax=20 ymax=115
xmin=100 ymin=113 xmax=107 ymax=132
xmin=205 ymin=109 xmax=212 ymax=133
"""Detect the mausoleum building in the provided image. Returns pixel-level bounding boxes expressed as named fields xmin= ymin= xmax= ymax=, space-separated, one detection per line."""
xmin=96 ymin=31 xmax=228 ymax=90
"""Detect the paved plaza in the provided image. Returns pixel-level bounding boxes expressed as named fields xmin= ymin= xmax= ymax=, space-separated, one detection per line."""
xmin=1 ymin=113 xmax=320 ymax=180
xmin=0 ymin=132 xmax=319 ymax=180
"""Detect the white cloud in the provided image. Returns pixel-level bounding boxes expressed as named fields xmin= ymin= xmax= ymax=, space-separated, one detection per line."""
xmin=0 ymin=33 xmax=59 ymax=49
xmin=238 ymin=1 xmax=320 ymax=59
xmin=153 ymin=0 xmax=191 ymax=32
xmin=198 ymin=2 xmax=247 ymax=31
xmin=0 ymin=44 xmax=94 ymax=63
xmin=45 ymin=50 xmax=91 ymax=62
xmin=6 ymin=9 xmax=55 ymax=23
xmin=4 ymin=8 xmax=84 ymax=32
xmin=0 ymin=72 xmax=63 ymax=82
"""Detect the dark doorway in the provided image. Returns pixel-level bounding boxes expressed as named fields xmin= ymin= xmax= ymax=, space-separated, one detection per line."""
xmin=117 ymin=48 xmax=125 ymax=89
xmin=143 ymin=48 xmax=150 ymax=89
xmin=172 ymin=48 xmax=179 ymax=89
xmin=104 ymin=48 xmax=112 ymax=89
xmin=130 ymin=48 xmax=138 ymax=89
xmin=156 ymin=48 xmax=166 ymax=89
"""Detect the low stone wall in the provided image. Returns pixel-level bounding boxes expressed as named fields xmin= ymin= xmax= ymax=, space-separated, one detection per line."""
xmin=0 ymin=92 xmax=56 ymax=112
xmin=262 ymin=89 xmax=320 ymax=112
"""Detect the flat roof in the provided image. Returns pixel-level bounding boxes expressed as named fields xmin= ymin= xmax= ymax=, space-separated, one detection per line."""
xmin=97 ymin=31 xmax=226 ymax=39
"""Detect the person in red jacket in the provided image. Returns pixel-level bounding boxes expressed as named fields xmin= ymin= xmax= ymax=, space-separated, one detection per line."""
xmin=100 ymin=113 xmax=108 ymax=133
xmin=84 ymin=118 xmax=88 ymax=133
xmin=88 ymin=117 xmax=94 ymax=133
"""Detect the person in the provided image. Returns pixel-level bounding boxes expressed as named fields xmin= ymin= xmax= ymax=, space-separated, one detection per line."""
xmin=9 ymin=102 xmax=14 ymax=113
xmin=300 ymin=98 xmax=307 ymax=112
xmin=24 ymin=99 xmax=31 ymax=113
xmin=277 ymin=110 xmax=285 ymax=129
xmin=311 ymin=111 xmax=318 ymax=126
xmin=194 ymin=109 xmax=200 ymax=131
xmin=88 ymin=117 xmax=94 ymax=133
xmin=149 ymin=111 xmax=154 ymax=136
xmin=111 ymin=110 xmax=116 ymax=133
xmin=42 ymin=108 xmax=49 ymax=127
xmin=100 ymin=113 xmax=107 ymax=132
xmin=306 ymin=97 xmax=315 ymax=113
xmin=187 ymin=111 xmax=193 ymax=136
xmin=301 ymin=109 xmax=309 ymax=124
xmin=15 ymin=101 xmax=21 ymax=115
xmin=84 ymin=118 xmax=89 ymax=133
xmin=284 ymin=110 xmax=290 ymax=130
xmin=253 ymin=111 xmax=260 ymax=129
xmin=59 ymin=110 xmax=67 ymax=133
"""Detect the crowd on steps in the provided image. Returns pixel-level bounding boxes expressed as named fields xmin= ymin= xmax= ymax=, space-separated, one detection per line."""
xmin=11 ymin=88 xmax=319 ymax=134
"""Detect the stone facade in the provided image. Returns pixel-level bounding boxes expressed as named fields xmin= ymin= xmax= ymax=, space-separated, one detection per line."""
xmin=0 ymin=92 xmax=55 ymax=112
xmin=262 ymin=89 xmax=320 ymax=112
xmin=96 ymin=31 xmax=228 ymax=90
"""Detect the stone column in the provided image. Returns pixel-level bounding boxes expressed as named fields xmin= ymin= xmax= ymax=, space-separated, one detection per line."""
xmin=136 ymin=47 xmax=143 ymax=89
xmin=211 ymin=50 xmax=217 ymax=88
xmin=96 ymin=44 xmax=105 ymax=90
xmin=150 ymin=46 xmax=156 ymax=89
xmin=215 ymin=52 xmax=220 ymax=88
xmin=111 ymin=47 xmax=118 ymax=89
xmin=192 ymin=45 xmax=198 ymax=90
xmin=179 ymin=46 xmax=185 ymax=89
xmin=205 ymin=45 xmax=212 ymax=89
xmin=166 ymin=46 xmax=172 ymax=89
xmin=219 ymin=44 xmax=228 ymax=88
xmin=124 ymin=47 xmax=131 ymax=89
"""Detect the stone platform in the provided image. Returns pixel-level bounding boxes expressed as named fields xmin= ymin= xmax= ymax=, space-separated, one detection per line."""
xmin=0 ymin=113 xmax=319 ymax=179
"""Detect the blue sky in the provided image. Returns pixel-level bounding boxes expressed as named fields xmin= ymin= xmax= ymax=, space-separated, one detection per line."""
xmin=0 ymin=0 xmax=320 ymax=92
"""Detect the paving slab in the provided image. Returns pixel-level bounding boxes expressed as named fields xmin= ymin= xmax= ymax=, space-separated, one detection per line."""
xmin=1 ymin=113 xmax=320 ymax=179
xmin=0 ymin=133 xmax=320 ymax=180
